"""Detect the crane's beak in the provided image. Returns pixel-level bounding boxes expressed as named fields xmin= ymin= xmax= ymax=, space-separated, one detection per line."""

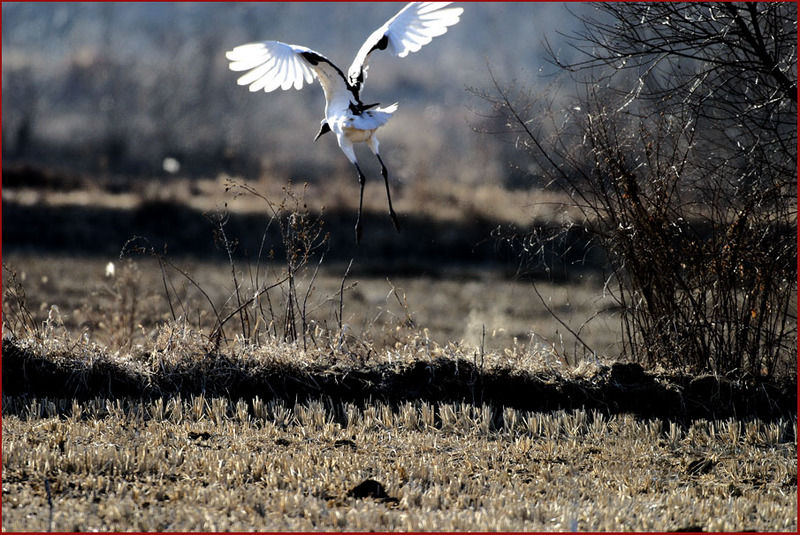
xmin=314 ymin=121 xmax=331 ymax=141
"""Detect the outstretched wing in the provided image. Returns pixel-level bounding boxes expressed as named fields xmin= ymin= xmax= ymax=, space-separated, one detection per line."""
xmin=226 ymin=41 xmax=353 ymax=106
xmin=348 ymin=2 xmax=464 ymax=90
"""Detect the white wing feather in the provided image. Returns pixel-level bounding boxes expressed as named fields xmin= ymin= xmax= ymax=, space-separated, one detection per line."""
xmin=226 ymin=40 xmax=357 ymax=118
xmin=226 ymin=41 xmax=320 ymax=92
xmin=226 ymin=4 xmax=462 ymax=129
xmin=348 ymin=2 xmax=464 ymax=88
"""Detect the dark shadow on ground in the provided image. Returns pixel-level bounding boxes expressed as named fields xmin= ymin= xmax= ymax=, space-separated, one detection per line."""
xmin=3 ymin=339 xmax=795 ymax=424
xmin=3 ymin=194 xmax=600 ymax=279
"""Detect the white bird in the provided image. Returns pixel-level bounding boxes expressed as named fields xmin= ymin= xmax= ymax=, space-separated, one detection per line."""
xmin=226 ymin=2 xmax=464 ymax=243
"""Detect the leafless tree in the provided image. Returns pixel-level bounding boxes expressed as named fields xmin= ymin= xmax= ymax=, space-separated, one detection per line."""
xmin=551 ymin=2 xmax=796 ymax=184
xmin=486 ymin=2 xmax=797 ymax=379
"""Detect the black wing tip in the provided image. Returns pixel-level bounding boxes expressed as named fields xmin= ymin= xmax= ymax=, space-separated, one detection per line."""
xmin=300 ymin=50 xmax=322 ymax=65
xmin=374 ymin=34 xmax=390 ymax=52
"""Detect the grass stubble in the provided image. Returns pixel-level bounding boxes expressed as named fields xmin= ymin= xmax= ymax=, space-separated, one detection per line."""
xmin=1 ymin=257 xmax=797 ymax=532
xmin=2 ymin=374 xmax=797 ymax=531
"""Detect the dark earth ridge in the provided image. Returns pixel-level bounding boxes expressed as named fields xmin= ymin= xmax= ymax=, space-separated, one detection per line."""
xmin=3 ymin=339 xmax=795 ymax=425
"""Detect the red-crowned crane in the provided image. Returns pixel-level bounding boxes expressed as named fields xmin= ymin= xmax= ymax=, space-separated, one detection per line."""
xmin=226 ymin=2 xmax=464 ymax=243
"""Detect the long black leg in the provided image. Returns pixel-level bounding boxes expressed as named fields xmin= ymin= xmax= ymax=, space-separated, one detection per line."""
xmin=354 ymin=162 xmax=366 ymax=244
xmin=376 ymin=154 xmax=400 ymax=233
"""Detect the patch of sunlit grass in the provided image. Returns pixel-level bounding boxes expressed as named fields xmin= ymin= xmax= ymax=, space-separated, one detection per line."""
xmin=3 ymin=396 xmax=796 ymax=532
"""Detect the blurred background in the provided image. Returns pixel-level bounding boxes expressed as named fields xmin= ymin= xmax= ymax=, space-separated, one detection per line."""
xmin=3 ymin=2 xmax=591 ymax=187
xmin=0 ymin=3 xmax=630 ymax=359
xmin=3 ymin=3 xmax=795 ymax=376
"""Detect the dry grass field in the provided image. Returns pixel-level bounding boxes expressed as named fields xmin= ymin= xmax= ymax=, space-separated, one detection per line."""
xmin=3 ymin=174 xmax=797 ymax=532
xmin=2 ymin=315 xmax=797 ymax=532
xmin=2 ymin=394 xmax=796 ymax=532
xmin=4 ymin=3 xmax=797 ymax=530
xmin=1 ymin=250 xmax=618 ymax=359
xmin=1 ymin=171 xmax=620 ymax=361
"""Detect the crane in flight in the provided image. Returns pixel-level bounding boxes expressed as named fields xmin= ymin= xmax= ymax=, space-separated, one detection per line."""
xmin=226 ymin=2 xmax=464 ymax=243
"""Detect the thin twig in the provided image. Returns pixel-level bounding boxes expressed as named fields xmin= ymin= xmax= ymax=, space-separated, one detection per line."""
xmin=338 ymin=259 xmax=354 ymax=332
xmin=530 ymin=279 xmax=595 ymax=359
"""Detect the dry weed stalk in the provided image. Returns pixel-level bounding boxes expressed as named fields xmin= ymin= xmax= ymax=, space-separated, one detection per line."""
xmin=118 ymin=180 xmax=346 ymax=354
xmin=2 ymin=265 xmax=41 ymax=341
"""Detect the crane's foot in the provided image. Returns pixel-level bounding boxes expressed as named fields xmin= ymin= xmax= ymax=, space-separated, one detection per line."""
xmin=389 ymin=210 xmax=401 ymax=233
xmin=355 ymin=220 xmax=363 ymax=244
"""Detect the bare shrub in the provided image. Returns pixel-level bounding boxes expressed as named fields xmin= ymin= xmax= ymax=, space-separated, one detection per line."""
xmin=478 ymin=2 xmax=797 ymax=379
xmin=122 ymin=181 xmax=333 ymax=353
xmin=219 ymin=180 xmax=331 ymax=349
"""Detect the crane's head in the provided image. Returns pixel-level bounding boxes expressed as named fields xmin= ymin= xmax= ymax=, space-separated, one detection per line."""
xmin=314 ymin=119 xmax=331 ymax=141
